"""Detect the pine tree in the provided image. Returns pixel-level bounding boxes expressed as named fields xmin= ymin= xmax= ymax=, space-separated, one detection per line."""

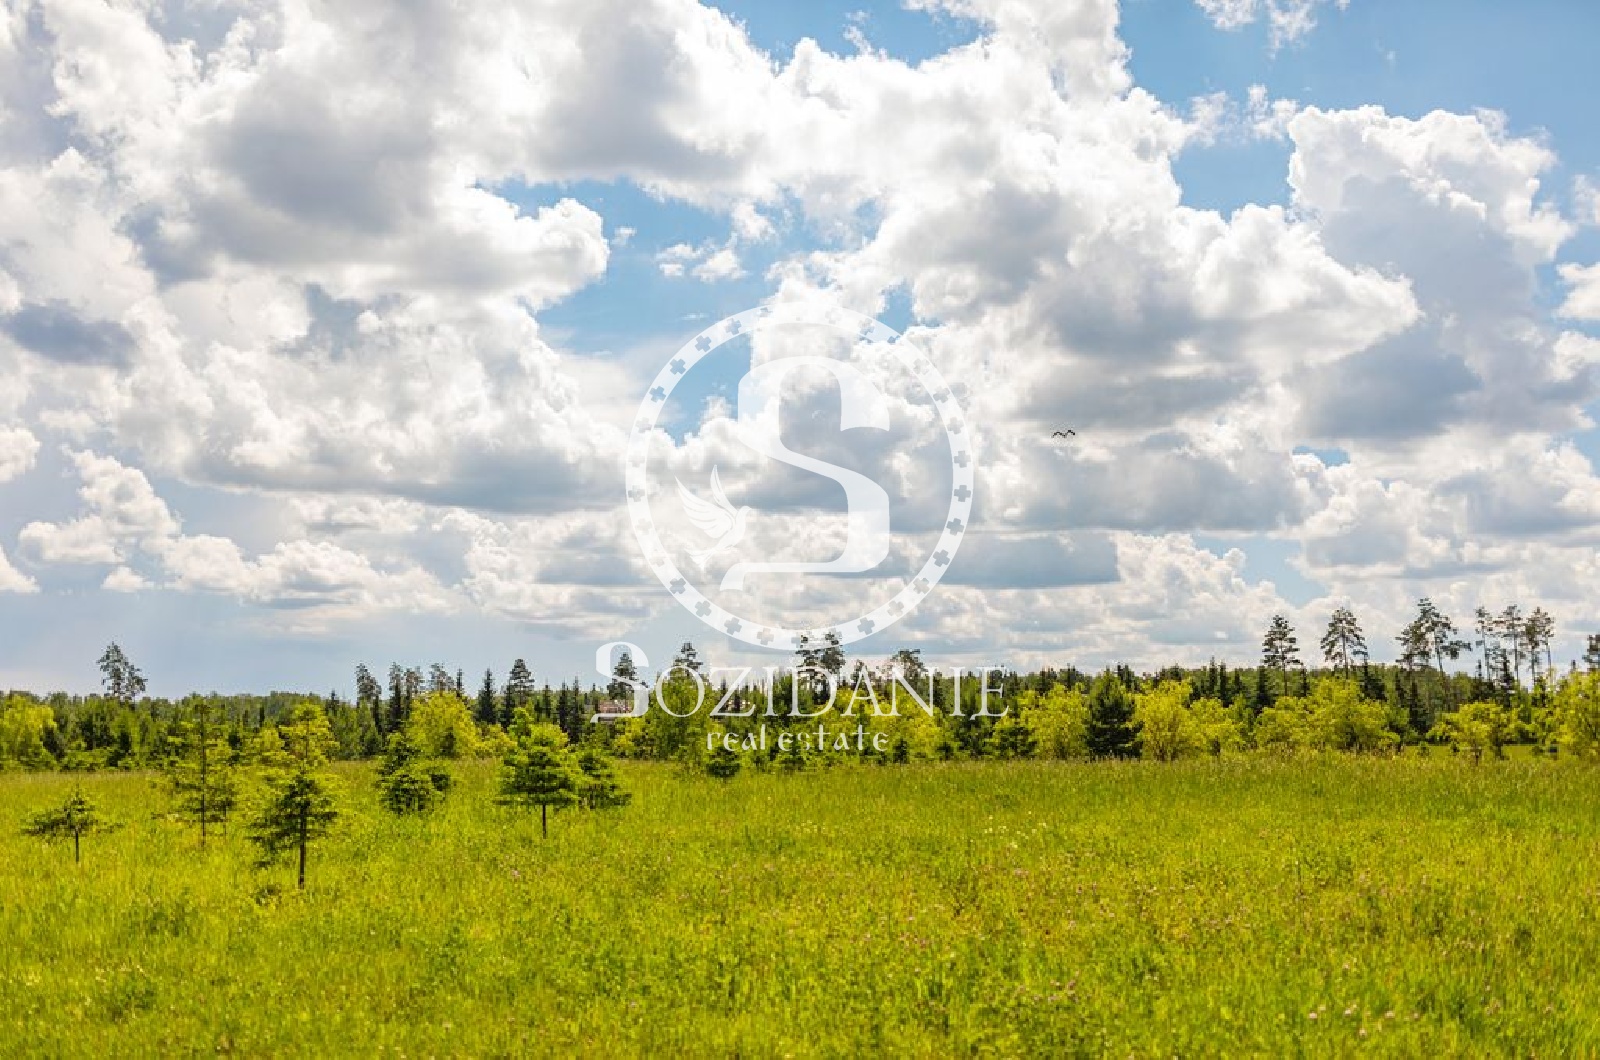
xmin=1320 ymin=606 xmax=1368 ymax=677
xmin=247 ymin=704 xmax=340 ymax=888
xmin=497 ymin=710 xmax=579 ymax=837
xmin=706 ymin=742 xmax=742 ymax=780
xmin=98 ymin=643 xmax=147 ymax=708
xmin=356 ymin=663 xmax=384 ymax=734
xmin=1585 ymin=634 xmax=1600 ymax=674
xmin=163 ymin=697 xmax=238 ymax=844
xmin=1085 ymin=671 xmax=1137 ymax=758
xmin=1261 ymin=614 xmax=1302 ymax=698
xmin=376 ymin=728 xmax=450 ymax=814
xmin=576 ymin=747 xmax=631 ymax=808
xmin=1252 ymin=667 xmax=1272 ymax=713
xmin=24 ymin=786 xmax=115 ymax=863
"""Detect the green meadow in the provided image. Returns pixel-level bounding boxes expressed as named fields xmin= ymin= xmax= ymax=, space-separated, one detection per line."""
xmin=2 ymin=757 xmax=1598 ymax=1056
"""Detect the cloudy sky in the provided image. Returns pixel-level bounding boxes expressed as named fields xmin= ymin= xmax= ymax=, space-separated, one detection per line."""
xmin=2 ymin=0 xmax=1599 ymax=695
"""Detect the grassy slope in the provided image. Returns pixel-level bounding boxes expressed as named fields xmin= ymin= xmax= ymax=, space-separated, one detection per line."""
xmin=0 ymin=757 xmax=1597 ymax=1056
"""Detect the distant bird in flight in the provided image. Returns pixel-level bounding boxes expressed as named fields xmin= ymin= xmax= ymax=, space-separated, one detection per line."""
xmin=677 ymin=466 xmax=751 ymax=570
xmin=1052 ymin=429 xmax=1076 ymax=438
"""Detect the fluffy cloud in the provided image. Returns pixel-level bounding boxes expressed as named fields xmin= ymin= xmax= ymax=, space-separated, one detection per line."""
xmin=1194 ymin=0 xmax=1349 ymax=50
xmin=1 ymin=0 xmax=1599 ymax=675
xmin=19 ymin=451 xmax=453 ymax=620
xmin=0 ymin=425 xmax=38 ymax=482
xmin=1559 ymin=262 xmax=1600 ymax=320
xmin=0 ymin=545 xmax=36 ymax=594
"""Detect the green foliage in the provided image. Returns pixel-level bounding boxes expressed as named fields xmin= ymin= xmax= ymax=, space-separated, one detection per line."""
xmin=97 ymin=643 xmax=147 ymax=707
xmin=22 ymin=786 xmax=114 ymax=862
xmin=777 ymin=734 xmax=810 ymax=772
xmin=162 ymin=699 xmax=239 ymax=842
xmin=1133 ymin=679 xmax=1201 ymax=762
xmin=1188 ymin=696 xmax=1246 ymax=755
xmin=1256 ymin=679 xmax=1398 ymax=754
xmin=986 ymin=715 xmax=1037 ymax=759
xmin=277 ymin=703 xmax=337 ymax=767
xmin=406 ymin=690 xmax=481 ymax=759
xmin=705 ymin=741 xmax=742 ymax=780
xmin=497 ymin=711 xmax=579 ymax=836
xmin=4 ymin=760 xmax=1600 ymax=1054
xmin=379 ymin=766 xmax=448 ymax=815
xmin=0 ymin=694 xmax=57 ymax=770
xmin=1432 ymin=700 xmax=1517 ymax=762
xmin=376 ymin=729 xmax=450 ymax=814
xmin=247 ymin=704 xmax=340 ymax=887
xmin=1018 ymin=685 xmax=1089 ymax=759
xmin=246 ymin=768 xmax=339 ymax=886
xmin=576 ymin=748 xmax=631 ymax=809
xmin=1086 ymin=672 xmax=1138 ymax=758
xmin=1555 ymin=670 xmax=1600 ymax=761
xmin=643 ymin=671 xmax=710 ymax=764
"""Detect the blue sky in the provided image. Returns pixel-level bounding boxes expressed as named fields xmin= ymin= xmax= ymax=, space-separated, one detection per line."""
xmin=1 ymin=0 xmax=1598 ymax=695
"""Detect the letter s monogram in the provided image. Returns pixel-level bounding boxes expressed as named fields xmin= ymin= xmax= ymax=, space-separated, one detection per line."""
xmin=722 ymin=357 xmax=892 ymax=591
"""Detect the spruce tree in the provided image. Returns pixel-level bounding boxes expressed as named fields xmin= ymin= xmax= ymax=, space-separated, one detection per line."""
xmin=607 ymin=650 xmax=639 ymax=702
xmin=988 ymin=716 xmax=1038 ymax=759
xmin=1086 ymin=672 xmax=1137 ymax=758
xmin=576 ymin=747 xmax=631 ymax=808
xmin=1359 ymin=660 xmax=1386 ymax=703
xmin=497 ymin=710 xmax=579 ymax=837
xmin=706 ymin=742 xmax=742 ymax=780
xmin=475 ymin=669 xmax=498 ymax=728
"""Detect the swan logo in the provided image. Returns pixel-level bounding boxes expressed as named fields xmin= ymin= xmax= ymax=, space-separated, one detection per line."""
xmin=626 ymin=304 xmax=973 ymax=648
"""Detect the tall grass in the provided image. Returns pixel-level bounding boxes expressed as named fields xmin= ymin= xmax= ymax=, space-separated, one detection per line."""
xmin=1 ymin=757 xmax=1597 ymax=1054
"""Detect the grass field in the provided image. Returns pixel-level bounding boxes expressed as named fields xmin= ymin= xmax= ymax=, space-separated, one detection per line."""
xmin=2 ymin=757 xmax=1598 ymax=1056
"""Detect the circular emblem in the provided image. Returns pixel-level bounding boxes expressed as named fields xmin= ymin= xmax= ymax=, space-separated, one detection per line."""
xmin=626 ymin=304 xmax=972 ymax=648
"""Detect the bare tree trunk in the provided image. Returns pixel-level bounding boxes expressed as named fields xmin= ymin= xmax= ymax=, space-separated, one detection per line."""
xmin=73 ymin=829 xmax=80 ymax=864
xmin=541 ymin=804 xmax=548 ymax=838
xmin=298 ymin=811 xmax=308 ymax=889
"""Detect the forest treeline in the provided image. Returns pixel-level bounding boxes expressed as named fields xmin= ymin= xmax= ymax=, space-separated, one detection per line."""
xmin=4 ymin=597 xmax=1600 ymax=774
